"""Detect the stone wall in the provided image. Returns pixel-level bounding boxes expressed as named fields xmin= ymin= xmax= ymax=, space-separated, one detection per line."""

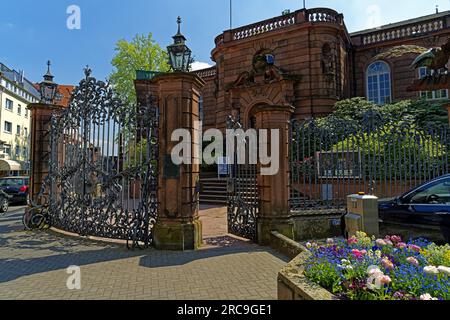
xmin=202 ymin=8 xmax=351 ymax=130
xmin=196 ymin=8 xmax=450 ymax=130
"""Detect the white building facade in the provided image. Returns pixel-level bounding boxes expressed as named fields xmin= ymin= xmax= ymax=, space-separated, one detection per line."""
xmin=0 ymin=63 xmax=40 ymax=176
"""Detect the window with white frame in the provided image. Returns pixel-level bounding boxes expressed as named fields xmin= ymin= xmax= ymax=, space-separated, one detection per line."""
xmin=418 ymin=67 xmax=449 ymax=100
xmin=366 ymin=61 xmax=392 ymax=105
xmin=25 ymin=108 xmax=29 ymax=118
xmin=18 ymin=104 xmax=22 ymax=115
xmin=16 ymin=125 xmax=21 ymax=135
xmin=5 ymin=98 xmax=13 ymax=111
xmin=3 ymin=145 xmax=11 ymax=156
xmin=15 ymin=146 xmax=20 ymax=157
xmin=4 ymin=121 xmax=12 ymax=134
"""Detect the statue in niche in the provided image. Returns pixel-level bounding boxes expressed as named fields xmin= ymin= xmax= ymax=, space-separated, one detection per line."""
xmin=321 ymin=42 xmax=337 ymax=95
xmin=321 ymin=43 xmax=336 ymax=78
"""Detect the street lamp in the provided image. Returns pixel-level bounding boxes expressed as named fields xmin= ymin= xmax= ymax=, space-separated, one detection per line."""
xmin=39 ymin=60 xmax=58 ymax=104
xmin=167 ymin=16 xmax=193 ymax=72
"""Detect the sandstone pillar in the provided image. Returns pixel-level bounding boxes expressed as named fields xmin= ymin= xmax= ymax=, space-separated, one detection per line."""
xmin=28 ymin=103 xmax=63 ymax=205
xmin=138 ymin=72 xmax=205 ymax=250
xmin=253 ymin=105 xmax=295 ymax=245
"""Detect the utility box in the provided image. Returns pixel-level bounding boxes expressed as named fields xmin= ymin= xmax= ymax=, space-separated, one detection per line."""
xmin=345 ymin=193 xmax=379 ymax=237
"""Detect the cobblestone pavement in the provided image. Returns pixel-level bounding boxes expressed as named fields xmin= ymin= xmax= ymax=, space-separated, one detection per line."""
xmin=0 ymin=206 xmax=288 ymax=300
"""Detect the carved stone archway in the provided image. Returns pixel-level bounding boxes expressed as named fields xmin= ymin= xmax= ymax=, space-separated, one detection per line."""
xmin=225 ymin=51 xmax=301 ymax=127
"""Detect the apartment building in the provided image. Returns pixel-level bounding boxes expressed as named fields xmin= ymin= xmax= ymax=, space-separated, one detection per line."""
xmin=0 ymin=63 xmax=40 ymax=176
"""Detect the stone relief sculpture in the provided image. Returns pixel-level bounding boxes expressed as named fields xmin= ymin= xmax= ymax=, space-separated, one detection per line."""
xmin=411 ymin=38 xmax=450 ymax=73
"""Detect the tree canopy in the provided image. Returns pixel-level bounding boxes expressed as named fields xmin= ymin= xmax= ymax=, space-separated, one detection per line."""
xmin=110 ymin=33 xmax=169 ymax=105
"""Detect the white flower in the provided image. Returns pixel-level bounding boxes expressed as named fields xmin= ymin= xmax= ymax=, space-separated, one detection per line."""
xmin=306 ymin=242 xmax=312 ymax=249
xmin=338 ymin=259 xmax=353 ymax=270
xmin=438 ymin=266 xmax=450 ymax=276
xmin=367 ymin=266 xmax=383 ymax=277
xmin=424 ymin=266 xmax=440 ymax=276
xmin=420 ymin=293 xmax=438 ymax=301
xmin=326 ymin=238 xmax=334 ymax=245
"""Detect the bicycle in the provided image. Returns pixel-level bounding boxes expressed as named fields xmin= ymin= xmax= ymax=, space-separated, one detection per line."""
xmin=23 ymin=205 xmax=51 ymax=230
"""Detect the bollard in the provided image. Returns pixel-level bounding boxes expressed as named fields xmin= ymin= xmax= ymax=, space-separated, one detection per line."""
xmin=345 ymin=192 xmax=379 ymax=237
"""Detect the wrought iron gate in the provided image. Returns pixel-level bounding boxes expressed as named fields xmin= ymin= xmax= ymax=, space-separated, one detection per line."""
xmin=37 ymin=68 xmax=159 ymax=248
xmin=290 ymin=111 xmax=450 ymax=213
xmin=226 ymin=116 xmax=259 ymax=242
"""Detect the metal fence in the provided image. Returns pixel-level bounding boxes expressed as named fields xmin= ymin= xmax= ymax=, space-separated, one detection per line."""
xmin=290 ymin=112 xmax=450 ymax=212
xmin=36 ymin=68 xmax=159 ymax=248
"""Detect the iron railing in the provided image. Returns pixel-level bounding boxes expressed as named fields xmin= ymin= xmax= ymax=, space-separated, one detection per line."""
xmin=290 ymin=112 xmax=450 ymax=213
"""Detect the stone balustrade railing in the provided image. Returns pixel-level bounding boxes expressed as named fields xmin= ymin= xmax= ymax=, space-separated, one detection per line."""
xmin=193 ymin=66 xmax=217 ymax=78
xmin=214 ymin=8 xmax=343 ymax=45
xmin=307 ymin=7 xmax=343 ymax=24
xmin=360 ymin=18 xmax=446 ymax=46
xmin=232 ymin=11 xmax=297 ymax=41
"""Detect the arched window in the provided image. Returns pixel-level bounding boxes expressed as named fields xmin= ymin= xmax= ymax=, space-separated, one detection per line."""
xmin=366 ymin=61 xmax=391 ymax=105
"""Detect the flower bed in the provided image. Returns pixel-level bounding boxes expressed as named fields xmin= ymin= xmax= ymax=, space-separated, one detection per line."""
xmin=304 ymin=232 xmax=450 ymax=300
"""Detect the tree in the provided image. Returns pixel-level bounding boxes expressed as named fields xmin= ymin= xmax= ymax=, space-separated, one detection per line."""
xmin=110 ymin=33 xmax=169 ymax=105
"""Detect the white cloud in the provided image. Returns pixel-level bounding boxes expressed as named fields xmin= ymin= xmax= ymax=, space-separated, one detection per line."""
xmin=191 ymin=61 xmax=213 ymax=71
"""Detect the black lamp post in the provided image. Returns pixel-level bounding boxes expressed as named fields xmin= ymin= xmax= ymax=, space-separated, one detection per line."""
xmin=39 ymin=60 xmax=58 ymax=104
xmin=167 ymin=17 xmax=193 ymax=72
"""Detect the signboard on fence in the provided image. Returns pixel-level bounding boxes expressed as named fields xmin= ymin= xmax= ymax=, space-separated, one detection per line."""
xmin=218 ymin=157 xmax=229 ymax=177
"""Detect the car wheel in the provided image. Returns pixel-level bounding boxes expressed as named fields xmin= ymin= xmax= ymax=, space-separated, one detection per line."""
xmin=0 ymin=198 xmax=9 ymax=214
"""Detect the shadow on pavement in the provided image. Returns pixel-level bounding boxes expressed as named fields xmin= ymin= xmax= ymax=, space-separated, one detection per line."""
xmin=0 ymin=208 xmax=288 ymax=283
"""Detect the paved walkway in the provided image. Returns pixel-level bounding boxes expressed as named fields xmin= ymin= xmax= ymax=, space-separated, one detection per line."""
xmin=0 ymin=207 xmax=288 ymax=300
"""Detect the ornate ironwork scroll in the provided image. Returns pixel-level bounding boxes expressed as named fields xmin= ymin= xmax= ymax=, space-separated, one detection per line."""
xmin=290 ymin=111 xmax=450 ymax=213
xmin=226 ymin=115 xmax=259 ymax=242
xmin=30 ymin=68 xmax=159 ymax=249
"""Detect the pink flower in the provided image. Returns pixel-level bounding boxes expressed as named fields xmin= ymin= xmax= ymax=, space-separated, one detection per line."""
xmin=347 ymin=237 xmax=358 ymax=245
xmin=380 ymin=275 xmax=392 ymax=285
xmin=376 ymin=239 xmax=387 ymax=246
xmin=352 ymin=249 xmax=365 ymax=259
xmin=406 ymin=257 xmax=419 ymax=267
xmin=381 ymin=258 xmax=394 ymax=270
xmin=390 ymin=235 xmax=402 ymax=244
xmin=385 ymin=239 xmax=394 ymax=246
xmin=396 ymin=242 xmax=407 ymax=249
xmin=408 ymin=245 xmax=421 ymax=253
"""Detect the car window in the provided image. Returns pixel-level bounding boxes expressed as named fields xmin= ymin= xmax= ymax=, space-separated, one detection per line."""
xmin=409 ymin=178 xmax=450 ymax=204
xmin=0 ymin=179 xmax=24 ymax=187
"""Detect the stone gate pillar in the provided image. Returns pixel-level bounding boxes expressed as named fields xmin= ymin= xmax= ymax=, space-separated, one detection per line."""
xmin=136 ymin=72 xmax=205 ymax=250
xmin=28 ymin=103 xmax=63 ymax=204
xmin=253 ymin=105 xmax=294 ymax=245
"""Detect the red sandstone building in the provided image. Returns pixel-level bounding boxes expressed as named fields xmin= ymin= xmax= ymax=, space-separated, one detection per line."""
xmin=193 ymin=7 xmax=450 ymax=131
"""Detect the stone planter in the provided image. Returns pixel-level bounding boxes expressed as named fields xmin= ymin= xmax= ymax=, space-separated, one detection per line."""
xmin=278 ymin=250 xmax=339 ymax=300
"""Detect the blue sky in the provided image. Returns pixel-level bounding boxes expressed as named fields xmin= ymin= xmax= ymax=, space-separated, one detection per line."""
xmin=1 ymin=0 xmax=449 ymax=85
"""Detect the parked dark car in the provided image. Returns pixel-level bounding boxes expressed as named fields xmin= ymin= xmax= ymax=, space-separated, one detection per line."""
xmin=378 ymin=174 xmax=450 ymax=243
xmin=0 ymin=190 xmax=11 ymax=214
xmin=0 ymin=177 xmax=29 ymax=205
xmin=342 ymin=175 xmax=450 ymax=244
